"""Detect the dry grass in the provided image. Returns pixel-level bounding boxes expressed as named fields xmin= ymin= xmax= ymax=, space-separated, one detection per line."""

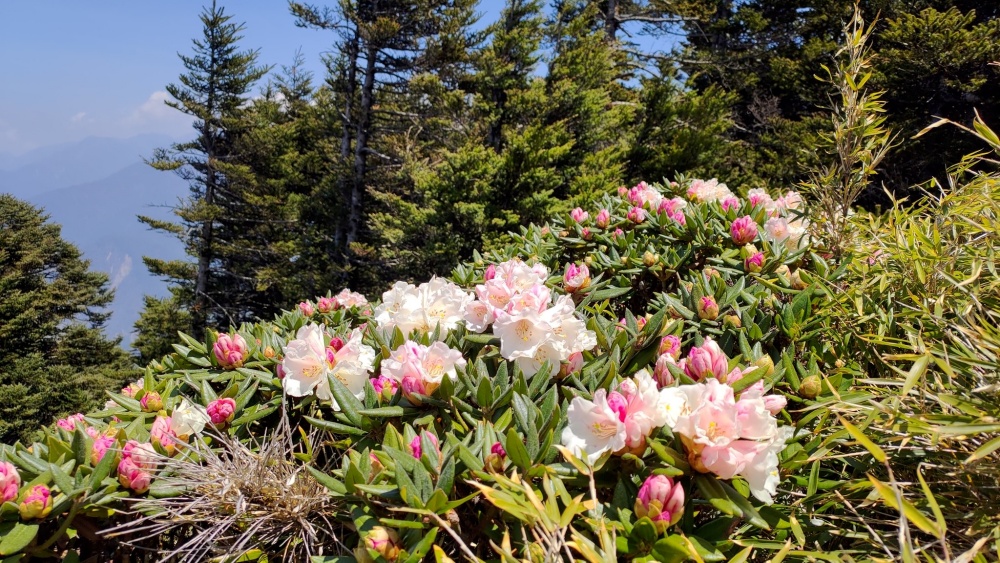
xmin=103 ymin=410 xmax=349 ymax=562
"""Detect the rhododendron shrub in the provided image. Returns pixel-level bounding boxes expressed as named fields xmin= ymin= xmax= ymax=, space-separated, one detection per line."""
xmin=0 ymin=180 xmax=850 ymax=561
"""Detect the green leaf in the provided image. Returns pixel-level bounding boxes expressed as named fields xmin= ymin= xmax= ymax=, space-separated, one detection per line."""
xmin=328 ymin=377 xmax=365 ymax=427
xmin=839 ymin=417 xmax=887 ymax=463
xmin=0 ymin=522 xmax=39 ymax=556
xmin=695 ymin=475 xmax=739 ymax=516
xmin=504 ymin=427 xmax=532 ymax=470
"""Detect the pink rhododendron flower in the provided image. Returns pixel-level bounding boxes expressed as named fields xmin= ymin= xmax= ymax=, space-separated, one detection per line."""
xmin=629 ymin=181 xmax=665 ymax=209
xmin=570 ymin=207 xmax=589 ymax=222
xmin=121 ymin=380 xmax=143 ymax=398
xmin=370 ymin=374 xmax=399 ymax=402
xmin=0 ymin=461 xmax=20 ymax=504
xmin=282 ymin=325 xmax=376 ymax=409
xmin=658 ymin=335 xmax=682 ymax=359
xmin=617 ymin=185 xmax=628 ymax=196
xmin=562 ymin=370 xmax=683 ymax=462
xmin=18 ymin=484 xmax=52 ymax=520
xmin=299 ymin=301 xmax=315 ymax=317
xmin=207 ymin=397 xmax=237 ymax=425
xmin=119 ymin=441 xmax=157 ymax=493
xmin=91 ymin=435 xmax=117 ymax=466
xmin=634 ymin=474 xmax=685 ymax=531
xmin=382 ymin=341 xmax=466 ymax=405
xmin=721 ymin=196 xmax=740 ymax=212
xmin=697 ymin=296 xmax=719 ymax=321
xmin=745 ymin=252 xmax=765 ymax=273
xmin=317 ymin=296 xmax=337 ymax=313
xmin=763 ymin=217 xmax=809 ymax=250
xmin=730 ymin=216 xmax=758 ymax=245
xmin=627 ymin=206 xmax=646 ymax=224
xmin=334 ymin=288 xmax=369 ymax=309
xmin=151 ymin=416 xmax=181 ymax=456
xmin=409 ymin=432 xmax=439 ymax=459
xmin=774 ymin=190 xmax=803 ymax=212
xmin=56 ymin=413 xmax=86 ymax=432
xmin=654 ymin=353 xmax=677 ymax=388
xmin=214 ymin=333 xmax=248 ymax=369
xmin=661 ymin=379 xmax=793 ymax=503
xmin=595 ymin=209 xmax=610 ymax=228
xmin=563 ymin=263 xmax=591 ymax=293
xmin=613 ymin=228 xmax=624 ymax=239
xmin=747 ymin=188 xmax=774 ymax=210
xmin=484 ymin=263 xmax=496 ymax=281
xmin=684 ymin=338 xmax=728 ymax=380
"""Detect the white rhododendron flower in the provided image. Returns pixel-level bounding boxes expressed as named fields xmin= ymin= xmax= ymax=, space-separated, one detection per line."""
xmin=764 ymin=217 xmax=809 ymax=250
xmin=562 ymin=370 xmax=679 ymax=463
xmin=381 ymin=341 xmax=466 ymax=404
xmin=686 ymin=178 xmax=734 ymax=203
xmin=494 ymin=294 xmax=596 ymax=377
xmin=664 ymin=378 xmax=792 ymax=504
xmin=628 ymin=181 xmax=665 ymax=210
xmin=281 ymin=325 xmax=375 ymax=410
xmin=171 ymin=398 xmax=209 ymax=437
xmin=374 ymin=277 xmax=471 ymax=337
xmin=334 ymin=288 xmax=369 ymax=309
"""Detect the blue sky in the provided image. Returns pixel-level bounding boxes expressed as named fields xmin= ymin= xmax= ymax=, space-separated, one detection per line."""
xmin=0 ymin=1 xmax=678 ymax=156
xmin=0 ymin=1 xmax=505 ymax=155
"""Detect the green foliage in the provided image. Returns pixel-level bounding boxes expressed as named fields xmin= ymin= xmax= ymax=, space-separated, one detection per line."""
xmin=0 ymin=195 xmax=136 ymax=444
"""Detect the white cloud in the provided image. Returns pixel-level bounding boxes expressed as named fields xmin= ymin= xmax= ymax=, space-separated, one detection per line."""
xmin=71 ymin=111 xmax=87 ymax=123
xmin=132 ymin=91 xmax=175 ymax=122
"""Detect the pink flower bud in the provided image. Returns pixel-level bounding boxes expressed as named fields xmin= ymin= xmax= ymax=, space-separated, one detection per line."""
xmin=684 ymin=338 xmax=729 ymax=380
xmin=636 ymin=316 xmax=648 ymax=331
xmin=370 ymin=375 xmax=399 ymax=402
xmin=317 ymin=296 xmax=337 ymax=313
xmin=613 ymin=228 xmax=624 ymax=239
xmin=697 ymin=296 xmax=719 ymax=321
xmin=595 ymin=209 xmax=610 ymax=228
xmin=298 ymin=301 xmax=315 ymax=317
xmin=207 ymin=397 xmax=237 ymax=425
xmin=721 ymin=196 xmax=740 ymax=212
xmin=563 ymin=263 xmax=591 ymax=293
xmin=0 ymin=461 xmax=20 ymax=504
xmin=581 ymin=227 xmax=592 ymax=240
xmin=56 ymin=413 xmax=86 ymax=432
xmin=91 ymin=435 xmax=117 ymax=466
xmin=634 ymin=475 xmax=684 ymax=531
xmin=627 ymin=206 xmax=646 ymax=224
xmin=570 ymin=207 xmax=589 ymax=223
xmin=150 ymin=416 xmax=180 ymax=456
xmin=119 ymin=441 xmax=156 ymax=493
xmin=730 ymin=216 xmax=758 ymax=245
xmin=559 ymin=351 xmax=584 ymax=378
xmin=213 ymin=333 xmax=248 ymax=370
xmin=618 ymin=185 xmax=628 ymax=196
xmin=491 ymin=442 xmax=507 ymax=458
xmin=763 ymin=394 xmax=788 ymax=415
xmin=329 ymin=336 xmax=345 ymax=352
xmin=18 ymin=484 xmax=52 ymax=520
xmin=122 ymin=381 xmax=143 ymax=398
xmin=654 ymin=354 xmax=677 ymax=387
xmin=365 ymin=526 xmax=401 ymax=561
xmin=658 ymin=335 xmax=681 ymax=359
xmin=140 ymin=391 xmax=163 ymax=413
xmin=400 ymin=375 xmax=431 ymax=406
xmin=745 ymin=252 xmax=765 ymax=273
xmin=484 ymin=264 xmax=496 ymax=281
xmin=409 ymin=432 xmax=439 ymax=460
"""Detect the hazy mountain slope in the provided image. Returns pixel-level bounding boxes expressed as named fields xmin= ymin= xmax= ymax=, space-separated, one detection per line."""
xmin=0 ymin=134 xmax=173 ymax=199
xmin=31 ymin=162 xmax=188 ymax=343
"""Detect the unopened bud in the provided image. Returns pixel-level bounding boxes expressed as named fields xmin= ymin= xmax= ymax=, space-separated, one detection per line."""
xmin=799 ymin=375 xmax=822 ymax=399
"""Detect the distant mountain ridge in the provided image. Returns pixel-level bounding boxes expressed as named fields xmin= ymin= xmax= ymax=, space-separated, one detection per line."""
xmin=0 ymin=135 xmax=188 ymax=347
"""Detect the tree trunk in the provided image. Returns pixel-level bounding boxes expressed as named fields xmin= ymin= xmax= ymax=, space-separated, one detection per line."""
xmin=194 ymin=144 xmax=214 ymax=340
xmin=605 ymin=0 xmax=618 ymax=41
xmin=349 ymin=43 xmax=378 ymax=247
xmin=335 ymin=30 xmax=360 ymax=254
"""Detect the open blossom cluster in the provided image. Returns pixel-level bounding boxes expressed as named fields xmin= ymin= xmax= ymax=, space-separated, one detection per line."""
xmin=626 ymin=181 xmax=687 ymax=224
xmin=463 ymin=259 xmax=597 ymax=377
xmin=686 ymin=178 xmax=735 ymax=203
xmin=282 ymin=325 xmax=376 ymax=408
xmin=381 ymin=341 xmax=466 ymax=405
xmin=374 ymin=278 xmax=472 ymax=337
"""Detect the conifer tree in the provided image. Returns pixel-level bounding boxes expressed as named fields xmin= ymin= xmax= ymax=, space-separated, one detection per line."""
xmin=0 ymin=195 xmax=136 ymax=444
xmin=140 ymin=0 xmax=269 ymax=340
